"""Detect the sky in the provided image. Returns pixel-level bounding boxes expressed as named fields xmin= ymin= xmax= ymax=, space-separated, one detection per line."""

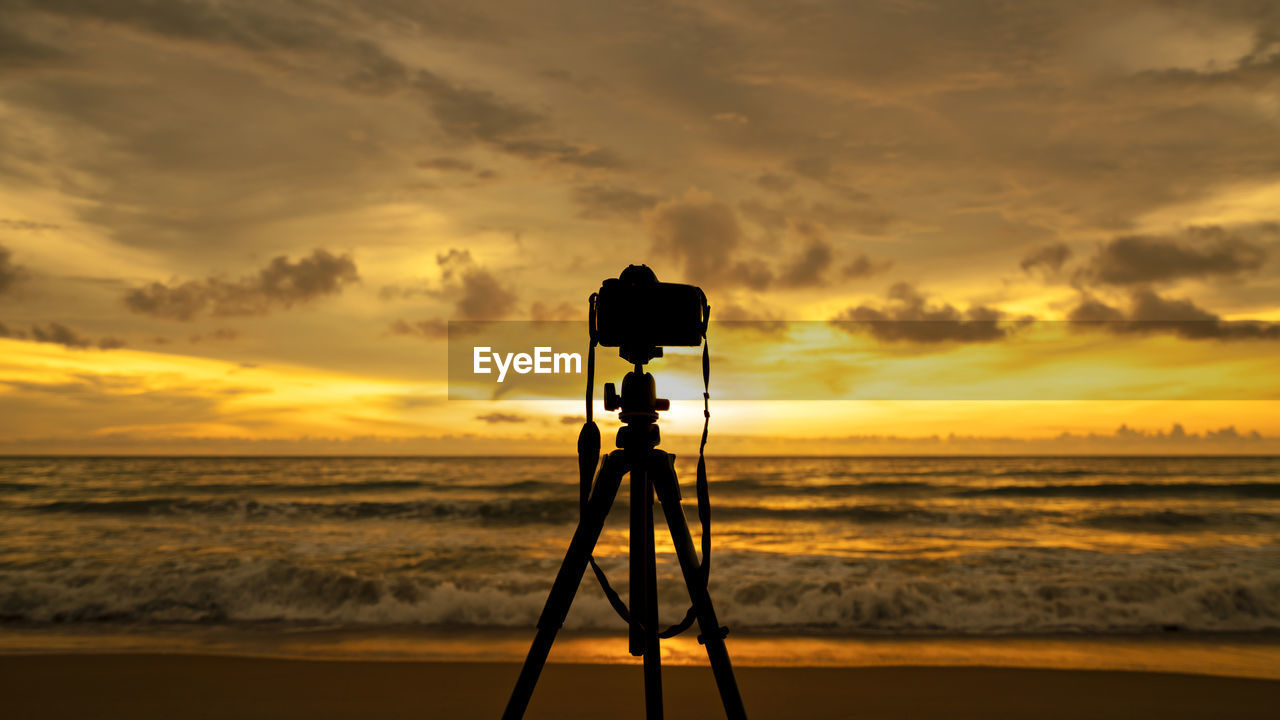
xmin=1 ymin=0 xmax=1278 ymax=454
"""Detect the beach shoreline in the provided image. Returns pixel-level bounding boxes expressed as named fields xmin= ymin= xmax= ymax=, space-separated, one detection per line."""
xmin=2 ymin=653 xmax=1276 ymax=719
xmin=4 ymin=625 xmax=1279 ymax=679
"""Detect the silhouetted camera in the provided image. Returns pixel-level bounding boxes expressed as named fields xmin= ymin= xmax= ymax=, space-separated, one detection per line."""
xmin=595 ymin=265 xmax=707 ymax=360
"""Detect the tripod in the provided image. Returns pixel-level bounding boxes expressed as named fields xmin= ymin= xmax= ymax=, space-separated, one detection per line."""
xmin=502 ymin=361 xmax=747 ymax=719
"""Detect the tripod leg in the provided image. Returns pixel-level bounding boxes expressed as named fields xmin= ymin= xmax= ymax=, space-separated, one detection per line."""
xmin=503 ymin=451 xmax=627 ymax=720
xmin=649 ymin=452 xmax=748 ymax=720
xmin=631 ymin=457 xmax=663 ymax=719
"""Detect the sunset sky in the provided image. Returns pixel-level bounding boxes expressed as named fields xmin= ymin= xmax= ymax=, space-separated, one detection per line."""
xmin=1 ymin=0 xmax=1278 ymax=454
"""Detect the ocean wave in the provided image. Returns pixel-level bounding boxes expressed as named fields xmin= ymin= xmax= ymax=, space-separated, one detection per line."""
xmin=17 ymin=496 xmax=1278 ymax=533
xmin=22 ymin=497 xmax=580 ymax=524
xmin=711 ymin=479 xmax=1280 ymax=500
xmin=960 ymin=482 xmax=1280 ymax=499
xmin=1081 ymin=510 xmax=1279 ymax=531
xmin=2 ymin=549 xmax=1276 ymax=635
xmin=712 ymin=504 xmax=1034 ymax=527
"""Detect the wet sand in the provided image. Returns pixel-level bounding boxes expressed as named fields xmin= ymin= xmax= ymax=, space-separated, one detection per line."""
xmin=1 ymin=654 xmax=1276 ymax=719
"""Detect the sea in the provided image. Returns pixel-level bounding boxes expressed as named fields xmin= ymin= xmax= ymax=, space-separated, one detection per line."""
xmin=1 ymin=456 xmax=1277 ymax=675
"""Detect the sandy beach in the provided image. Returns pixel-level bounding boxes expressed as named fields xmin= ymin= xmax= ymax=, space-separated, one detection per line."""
xmin=2 ymin=654 xmax=1276 ymax=719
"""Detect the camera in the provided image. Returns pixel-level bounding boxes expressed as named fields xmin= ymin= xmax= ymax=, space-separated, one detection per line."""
xmin=595 ymin=265 xmax=707 ymax=361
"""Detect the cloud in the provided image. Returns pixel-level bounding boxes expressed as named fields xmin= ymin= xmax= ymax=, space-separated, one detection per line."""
xmin=124 ymin=249 xmax=358 ymax=320
xmin=0 ymin=219 xmax=60 ymax=231
xmin=649 ymin=189 xmax=745 ymax=285
xmin=10 ymin=321 xmax=125 ymax=350
xmin=714 ymin=303 xmax=788 ymax=334
xmin=0 ymin=13 xmax=65 ymax=70
xmin=409 ymin=70 xmax=623 ymax=168
xmin=530 ymin=300 xmax=580 ymax=322
xmin=29 ymin=322 xmax=90 ymax=347
xmin=0 ymin=245 xmax=24 ymax=294
xmin=413 ymin=69 xmax=540 ymax=143
xmin=384 ymin=249 xmax=518 ymax=339
xmin=1068 ymin=289 xmax=1280 ymax=340
xmin=777 ymin=222 xmax=832 ymax=287
xmin=842 ymin=253 xmax=893 ymax=279
xmin=475 ymin=412 xmax=526 ymax=424
xmin=1078 ymin=227 xmax=1268 ymax=285
xmin=731 ymin=259 xmax=775 ymax=291
xmin=572 ymin=184 xmax=659 ymax=220
xmin=789 ymin=156 xmax=833 ymax=182
xmin=650 ymin=201 xmax=884 ymax=290
xmin=387 ymin=318 xmax=448 ymax=339
xmin=755 ymin=172 xmax=793 ymax=193
xmin=1020 ymin=243 xmax=1072 ymax=274
xmin=739 ymin=194 xmax=892 ymax=237
xmin=498 ymin=140 xmax=621 ymax=168
xmin=188 ymin=328 xmax=239 ymax=344
xmin=454 ymin=267 xmax=517 ymax=321
xmin=431 ymin=249 xmax=520 ymax=320
xmin=831 ymin=282 xmax=1018 ymax=343
xmin=417 ymin=157 xmax=474 ymax=172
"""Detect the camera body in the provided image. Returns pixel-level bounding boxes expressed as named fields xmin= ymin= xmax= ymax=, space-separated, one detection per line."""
xmin=596 ymin=265 xmax=707 ymax=361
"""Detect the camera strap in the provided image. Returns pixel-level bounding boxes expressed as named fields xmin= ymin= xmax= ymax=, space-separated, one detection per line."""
xmin=578 ymin=293 xmax=713 ymax=639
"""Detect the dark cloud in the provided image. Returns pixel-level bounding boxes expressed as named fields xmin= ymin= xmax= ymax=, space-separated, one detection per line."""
xmin=432 ymin=249 xmax=517 ymax=320
xmin=435 ymin=248 xmax=473 ymax=280
xmin=731 ymin=259 xmax=774 ymax=291
xmin=499 ymin=140 xmax=622 ymax=168
xmin=842 ymin=253 xmax=893 ymax=279
xmin=0 ymin=219 xmax=60 ymax=231
xmin=475 ymin=412 xmax=526 ymax=424
xmin=387 ymin=318 xmax=449 ymax=339
xmin=0 ymin=16 xmax=65 ymax=70
xmin=560 ymin=415 xmax=585 ymax=425
xmin=408 ymin=69 xmax=623 ymax=168
xmin=380 ymin=249 xmax=517 ymax=321
xmin=413 ymin=69 xmax=540 ymax=143
xmin=417 ymin=157 xmax=474 ymax=172
xmin=1020 ymin=243 xmax=1072 ymax=274
xmin=831 ymin=282 xmax=1017 ymax=343
xmin=20 ymin=0 xmax=427 ymax=93
xmin=808 ymin=201 xmax=893 ymax=236
xmin=777 ymin=222 xmax=832 ymax=288
xmin=30 ymin=322 xmax=91 ymax=348
xmin=7 ymin=321 xmax=125 ymax=350
xmin=124 ymin=281 xmax=208 ymax=321
xmin=415 ymin=157 xmax=496 ymax=183
xmin=1079 ymin=227 xmax=1268 ymax=285
xmin=0 ymin=245 xmax=24 ymax=294
xmin=650 ymin=191 xmax=745 ymax=285
xmin=124 ymin=249 xmax=358 ymax=320
xmin=789 ymin=156 xmax=832 ymax=182
xmin=530 ymin=300 xmax=580 ymax=322
xmin=454 ymin=266 xmax=517 ymax=320
xmin=737 ymin=198 xmax=789 ymax=231
xmin=188 ymin=328 xmax=239 ymax=344
xmin=739 ymin=196 xmax=892 ymax=237
xmin=1068 ymin=290 xmax=1280 ymax=340
xmin=755 ymin=172 xmax=794 ymax=193
xmin=1065 ymin=295 xmax=1126 ymax=323
xmin=572 ymin=184 xmax=659 ymax=220
xmin=651 ymin=198 xmax=881 ymax=290
xmin=714 ymin=303 xmax=788 ymax=334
